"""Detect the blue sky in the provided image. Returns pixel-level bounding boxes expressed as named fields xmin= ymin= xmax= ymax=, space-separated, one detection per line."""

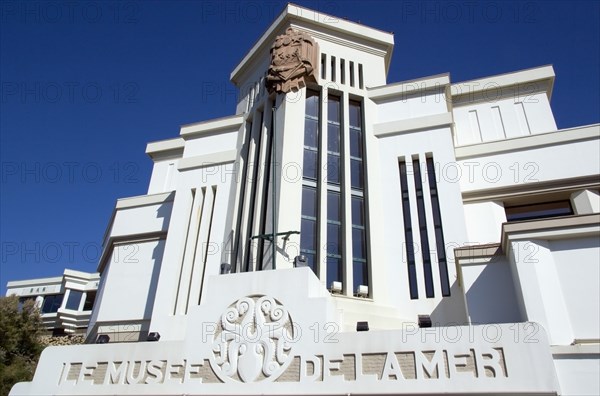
xmin=1 ymin=0 xmax=599 ymax=295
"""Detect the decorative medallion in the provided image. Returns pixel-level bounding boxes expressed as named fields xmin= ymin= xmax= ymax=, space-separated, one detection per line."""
xmin=210 ymin=295 xmax=294 ymax=383
xmin=266 ymin=27 xmax=319 ymax=94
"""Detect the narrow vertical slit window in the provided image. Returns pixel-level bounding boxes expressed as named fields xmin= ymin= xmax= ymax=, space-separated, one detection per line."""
xmin=326 ymin=95 xmax=341 ymax=184
xmin=321 ymin=53 xmax=326 ymax=80
xmin=244 ymin=112 xmax=264 ymax=272
xmin=426 ymin=157 xmax=450 ymax=296
xmin=326 ymin=190 xmax=342 ymax=288
xmin=349 ymin=100 xmax=368 ymax=295
xmin=331 ymin=56 xmax=336 ymax=82
xmin=413 ymin=158 xmax=434 ymax=298
xmin=257 ymin=105 xmax=274 ymax=270
xmin=358 ymin=63 xmax=364 ymax=89
xmin=326 ymin=94 xmax=343 ymax=291
xmin=349 ymin=61 xmax=355 ymax=87
xmin=340 ymin=59 xmax=345 ymax=85
xmin=399 ymin=160 xmax=418 ymax=299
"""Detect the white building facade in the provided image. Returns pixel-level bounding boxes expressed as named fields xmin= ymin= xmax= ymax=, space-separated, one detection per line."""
xmin=6 ymin=269 xmax=100 ymax=335
xmin=11 ymin=4 xmax=599 ymax=395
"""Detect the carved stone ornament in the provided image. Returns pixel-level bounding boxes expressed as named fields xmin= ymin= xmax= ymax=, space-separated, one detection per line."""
xmin=210 ymin=295 xmax=295 ymax=383
xmin=266 ymin=27 xmax=319 ymax=94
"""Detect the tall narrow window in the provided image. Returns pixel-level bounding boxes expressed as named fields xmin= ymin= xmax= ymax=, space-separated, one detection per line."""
xmin=340 ymin=59 xmax=345 ymax=85
xmin=233 ymin=121 xmax=253 ymax=271
xmin=299 ymin=92 xmax=370 ymax=296
xmin=300 ymin=90 xmax=320 ymax=275
xmin=399 ymin=160 xmax=418 ymax=299
xmin=326 ymin=95 xmax=342 ymax=289
xmin=331 ymin=56 xmax=336 ymax=82
xmin=321 ymin=53 xmax=326 ymax=80
xmin=413 ymin=158 xmax=434 ymax=298
xmin=244 ymin=112 xmax=264 ymax=272
xmin=301 ymin=186 xmax=318 ymax=274
xmin=349 ymin=100 xmax=368 ymax=295
xmin=426 ymin=157 xmax=450 ymax=296
xmin=327 ymin=96 xmax=341 ymax=184
xmin=349 ymin=61 xmax=355 ymax=87
xmin=326 ymin=191 xmax=342 ymax=288
xmin=358 ymin=64 xmax=364 ymax=89
xmin=257 ymin=106 xmax=274 ymax=270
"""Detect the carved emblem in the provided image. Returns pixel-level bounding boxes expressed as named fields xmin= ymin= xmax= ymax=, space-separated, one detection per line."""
xmin=266 ymin=28 xmax=319 ymax=94
xmin=210 ymin=295 xmax=294 ymax=383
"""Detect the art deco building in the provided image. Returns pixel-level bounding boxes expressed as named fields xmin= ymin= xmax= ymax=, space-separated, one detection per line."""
xmin=10 ymin=4 xmax=599 ymax=395
xmin=6 ymin=269 xmax=99 ymax=335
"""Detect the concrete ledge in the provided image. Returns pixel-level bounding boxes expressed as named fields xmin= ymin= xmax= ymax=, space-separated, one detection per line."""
xmin=145 ymin=138 xmax=184 ymax=160
xmin=373 ymin=112 xmax=453 ymax=137
xmin=455 ymin=124 xmax=600 ymax=159
xmin=178 ymin=150 xmax=238 ymax=171
xmin=180 ymin=115 xmax=243 ymax=137
xmin=368 ymin=73 xmax=450 ymax=102
xmin=501 ymin=213 xmax=600 ymax=251
xmin=115 ymin=191 xmax=175 ymax=210
xmin=451 ymin=65 xmax=555 ymax=100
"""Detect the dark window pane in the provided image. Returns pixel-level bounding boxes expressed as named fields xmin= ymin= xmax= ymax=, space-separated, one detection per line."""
xmin=303 ymin=149 xmax=318 ymax=180
xmin=353 ymin=260 xmax=368 ymax=292
xmin=305 ymin=91 xmax=319 ymax=117
xmin=66 ymin=290 xmax=82 ymax=310
xmin=41 ymin=294 xmax=63 ymax=314
xmin=327 ymin=223 xmax=341 ymax=255
xmin=304 ymin=118 xmax=318 ymax=148
xmin=327 ymin=124 xmax=340 ymax=153
xmin=326 ymin=154 xmax=340 ymax=184
xmin=350 ymin=159 xmax=364 ymax=189
xmin=300 ymin=218 xmax=317 ymax=250
xmin=350 ymin=128 xmax=362 ymax=158
xmin=351 ymin=196 xmax=364 ymax=226
xmin=349 ymin=101 xmax=361 ymax=127
xmin=352 ymin=228 xmax=366 ymax=259
xmin=302 ymin=186 xmax=317 ymax=218
xmin=326 ymin=257 xmax=342 ymax=287
xmin=505 ymin=201 xmax=573 ymax=222
xmin=327 ymin=191 xmax=340 ymax=221
xmin=83 ymin=291 xmax=96 ymax=311
xmin=408 ymin=265 xmax=418 ymax=299
xmin=327 ymin=96 xmax=340 ymax=122
xmin=399 ymin=160 xmax=418 ymax=299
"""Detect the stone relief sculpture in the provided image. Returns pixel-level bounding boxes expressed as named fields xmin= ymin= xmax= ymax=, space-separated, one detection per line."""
xmin=266 ymin=27 xmax=319 ymax=94
xmin=210 ymin=295 xmax=294 ymax=383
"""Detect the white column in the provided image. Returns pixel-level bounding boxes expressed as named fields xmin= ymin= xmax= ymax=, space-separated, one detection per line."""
xmin=273 ymin=90 xmax=305 ymax=269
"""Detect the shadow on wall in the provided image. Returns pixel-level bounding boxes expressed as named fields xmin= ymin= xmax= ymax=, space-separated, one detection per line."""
xmin=143 ymin=238 xmax=166 ymax=320
xmin=463 ymin=260 xmax=522 ymax=325
xmin=430 ymin=280 xmax=469 ymax=326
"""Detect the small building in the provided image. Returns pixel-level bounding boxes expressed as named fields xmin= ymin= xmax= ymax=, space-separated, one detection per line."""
xmin=10 ymin=4 xmax=600 ymax=396
xmin=6 ymin=269 xmax=100 ymax=335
